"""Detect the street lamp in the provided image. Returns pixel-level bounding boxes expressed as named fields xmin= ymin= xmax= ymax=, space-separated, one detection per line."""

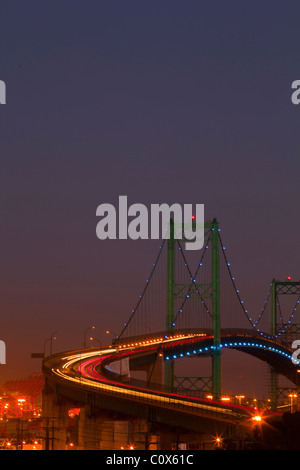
xmin=235 ymin=395 xmax=245 ymax=405
xmin=252 ymin=415 xmax=262 ymax=422
xmin=89 ymin=337 xmax=102 ymax=346
xmin=43 ymin=332 xmax=58 ymax=357
xmin=43 ymin=338 xmax=50 ymax=356
xmin=106 ymin=330 xmax=117 ymax=340
xmin=213 ymin=435 xmax=223 ymax=448
xmin=83 ymin=326 xmax=95 ymax=348
xmin=289 ymin=393 xmax=297 ymax=412
xmin=50 ymin=332 xmax=58 ymax=356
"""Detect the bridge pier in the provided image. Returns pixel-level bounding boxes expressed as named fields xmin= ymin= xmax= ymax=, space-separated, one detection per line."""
xmin=130 ymin=353 xmax=165 ymax=386
xmin=146 ymin=354 xmax=164 ymax=385
xmin=158 ymin=428 xmax=175 ymax=450
xmin=77 ymin=405 xmax=103 ymax=450
xmin=77 ymin=409 xmax=153 ymax=450
xmin=128 ymin=418 xmax=151 ymax=450
xmin=42 ymin=384 xmax=71 ymax=450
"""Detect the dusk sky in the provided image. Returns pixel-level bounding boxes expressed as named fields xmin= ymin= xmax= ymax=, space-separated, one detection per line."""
xmin=1 ymin=1 xmax=300 ymax=397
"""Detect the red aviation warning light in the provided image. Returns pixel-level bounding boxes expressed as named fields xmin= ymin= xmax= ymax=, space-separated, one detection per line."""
xmin=287 ymin=276 xmax=292 ymax=281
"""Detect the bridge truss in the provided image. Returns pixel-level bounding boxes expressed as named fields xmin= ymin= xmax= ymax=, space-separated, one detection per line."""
xmin=115 ymin=218 xmax=300 ymax=409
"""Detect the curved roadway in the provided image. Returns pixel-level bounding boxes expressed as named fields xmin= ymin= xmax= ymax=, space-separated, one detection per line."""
xmin=43 ymin=329 xmax=297 ymax=429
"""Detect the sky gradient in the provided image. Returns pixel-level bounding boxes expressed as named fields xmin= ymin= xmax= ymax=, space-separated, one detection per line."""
xmin=0 ymin=1 xmax=300 ymax=397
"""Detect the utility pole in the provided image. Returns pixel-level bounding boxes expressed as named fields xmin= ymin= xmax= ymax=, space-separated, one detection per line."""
xmin=45 ymin=417 xmax=50 ymax=450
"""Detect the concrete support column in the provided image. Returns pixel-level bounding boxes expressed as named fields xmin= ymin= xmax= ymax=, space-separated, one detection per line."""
xmin=98 ymin=420 xmax=124 ymax=450
xmin=159 ymin=428 xmax=174 ymax=450
xmin=146 ymin=354 xmax=164 ymax=386
xmin=42 ymin=388 xmax=70 ymax=450
xmin=77 ymin=405 xmax=103 ymax=450
xmin=129 ymin=418 xmax=149 ymax=450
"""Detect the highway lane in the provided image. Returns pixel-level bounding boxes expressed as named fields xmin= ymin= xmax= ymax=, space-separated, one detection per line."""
xmin=43 ymin=331 xmax=284 ymax=425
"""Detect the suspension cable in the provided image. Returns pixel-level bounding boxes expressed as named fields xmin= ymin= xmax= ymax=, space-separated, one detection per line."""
xmin=218 ymin=231 xmax=271 ymax=332
xmin=117 ymin=239 xmax=166 ymax=340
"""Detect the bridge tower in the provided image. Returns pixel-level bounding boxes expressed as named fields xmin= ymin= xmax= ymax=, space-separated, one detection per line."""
xmin=165 ymin=218 xmax=175 ymax=389
xmin=270 ymin=279 xmax=300 ymax=410
xmin=164 ymin=218 xmax=221 ymax=400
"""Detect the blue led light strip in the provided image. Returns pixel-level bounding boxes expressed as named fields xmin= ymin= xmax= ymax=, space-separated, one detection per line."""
xmin=165 ymin=341 xmax=296 ymax=363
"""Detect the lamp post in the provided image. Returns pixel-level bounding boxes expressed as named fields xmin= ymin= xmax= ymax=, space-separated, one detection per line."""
xmin=83 ymin=326 xmax=95 ymax=348
xmin=43 ymin=331 xmax=58 ymax=357
xmin=50 ymin=332 xmax=58 ymax=356
xmin=106 ymin=330 xmax=117 ymax=341
xmin=43 ymin=338 xmax=50 ymax=357
xmin=235 ymin=395 xmax=245 ymax=405
xmin=89 ymin=337 xmax=102 ymax=347
xmin=289 ymin=393 xmax=297 ymax=412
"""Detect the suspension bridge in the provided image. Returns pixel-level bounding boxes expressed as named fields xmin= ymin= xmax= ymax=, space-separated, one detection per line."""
xmin=42 ymin=218 xmax=300 ymax=449
xmin=112 ymin=218 xmax=300 ymax=403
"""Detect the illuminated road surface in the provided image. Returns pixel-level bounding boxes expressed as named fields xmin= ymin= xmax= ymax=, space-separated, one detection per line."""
xmin=44 ymin=331 xmax=288 ymax=425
